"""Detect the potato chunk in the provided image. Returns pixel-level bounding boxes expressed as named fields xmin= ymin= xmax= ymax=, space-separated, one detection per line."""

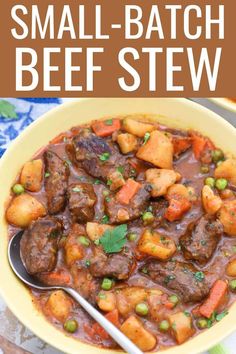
xmin=86 ymin=222 xmax=113 ymax=241
xmin=219 ymin=200 xmax=236 ymax=236
xmin=137 ymin=131 xmax=173 ymax=169
xmin=120 ymin=316 xmax=157 ymax=351
xmin=97 ymin=292 xmax=117 ymax=312
xmin=116 ymin=287 xmax=148 ymax=316
xmin=117 ymin=133 xmax=138 ymax=154
xmin=226 ymin=259 xmax=236 ymax=277
xmin=6 ymin=194 xmax=46 ymax=227
xmin=214 ymin=159 xmax=236 ymax=185
xmin=138 ymin=230 xmax=176 ymax=260
xmin=146 ymin=168 xmax=180 ymax=197
xmin=166 ymin=184 xmax=189 ymax=200
xmin=107 ymin=170 xmax=125 ymax=191
xmin=168 ymin=312 xmax=195 ymax=344
xmin=202 ymin=185 xmax=222 ymax=215
xmin=122 ymin=118 xmax=155 ymax=137
xmin=20 ymin=159 xmax=43 ymax=192
xmin=46 ymin=290 xmax=73 ymax=323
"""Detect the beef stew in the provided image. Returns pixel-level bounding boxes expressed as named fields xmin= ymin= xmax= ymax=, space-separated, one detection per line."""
xmin=6 ymin=115 xmax=236 ymax=351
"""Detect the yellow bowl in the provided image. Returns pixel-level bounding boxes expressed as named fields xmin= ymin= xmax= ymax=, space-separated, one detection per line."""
xmin=0 ymin=98 xmax=236 ymax=354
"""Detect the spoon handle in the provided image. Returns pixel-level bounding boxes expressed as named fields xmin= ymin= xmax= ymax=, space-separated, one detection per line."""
xmin=64 ymin=288 xmax=143 ymax=354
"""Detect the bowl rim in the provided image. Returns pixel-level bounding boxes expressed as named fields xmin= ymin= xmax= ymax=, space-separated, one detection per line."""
xmin=209 ymin=98 xmax=236 ymax=113
xmin=0 ymin=97 xmax=236 ymax=354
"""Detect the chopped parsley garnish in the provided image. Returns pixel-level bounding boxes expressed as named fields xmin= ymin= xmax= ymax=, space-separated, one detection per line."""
xmin=98 ymin=292 xmax=107 ymax=299
xmin=194 ymin=271 xmax=205 ymax=282
xmin=48 ymin=230 xmax=59 ymax=239
xmin=107 ymin=179 xmax=112 ymax=186
xmin=177 ymin=244 xmax=182 ymax=251
xmin=205 ymin=310 xmax=228 ymax=328
xmin=105 ymin=119 xmax=113 ymax=126
xmin=117 ymin=166 xmax=124 ymax=174
xmin=45 ymin=172 xmax=50 ymax=178
xmin=143 ymin=132 xmax=151 ymax=145
xmin=99 ymin=152 xmax=110 ymax=161
xmin=77 ymin=175 xmax=87 ymax=181
xmin=164 ymin=274 xmax=176 ymax=284
xmin=130 ymin=168 xmax=136 ymax=177
xmin=94 ymin=239 xmax=100 ymax=246
xmin=65 ymin=159 xmax=72 ymax=166
xmin=100 ymin=224 xmax=128 ymax=254
xmin=72 ymin=187 xmax=81 ymax=193
xmin=85 ymin=260 xmax=91 ymax=267
xmin=94 ymin=179 xmax=102 ymax=185
xmin=105 ymin=196 xmax=111 ymax=202
xmin=184 ymin=311 xmax=190 ymax=317
xmin=141 ymin=267 xmax=149 ymax=274
xmin=216 ymin=310 xmax=228 ymax=322
xmin=101 ymin=215 xmax=109 ymax=224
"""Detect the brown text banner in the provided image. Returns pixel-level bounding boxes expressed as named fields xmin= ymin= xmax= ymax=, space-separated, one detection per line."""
xmin=0 ymin=0 xmax=235 ymax=97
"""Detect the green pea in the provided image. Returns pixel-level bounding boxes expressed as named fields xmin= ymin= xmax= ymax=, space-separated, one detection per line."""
xmin=128 ymin=233 xmax=137 ymax=241
xmin=159 ymin=320 xmax=170 ymax=332
xmin=215 ymin=178 xmax=228 ymax=191
xmin=169 ymin=295 xmax=179 ymax=306
xmin=101 ymin=278 xmax=113 ymax=290
xmin=142 ymin=212 xmax=154 ymax=224
xmin=12 ymin=184 xmax=25 ymax=195
xmin=212 ymin=149 xmax=224 ymax=164
xmin=200 ymin=165 xmax=209 ymax=174
xmin=229 ymin=279 xmax=236 ymax=292
xmin=103 ymin=190 xmax=109 ymax=197
xmin=196 ymin=318 xmax=208 ymax=329
xmin=205 ymin=177 xmax=215 ymax=189
xmin=78 ymin=236 xmax=90 ymax=247
xmin=135 ymin=303 xmax=149 ymax=316
xmin=64 ymin=319 xmax=78 ymax=333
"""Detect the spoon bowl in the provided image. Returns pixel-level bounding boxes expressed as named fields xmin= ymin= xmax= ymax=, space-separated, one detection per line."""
xmin=8 ymin=231 xmax=143 ymax=354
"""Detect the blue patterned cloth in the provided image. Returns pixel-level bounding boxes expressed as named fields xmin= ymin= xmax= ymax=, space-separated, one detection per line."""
xmin=0 ymin=98 xmax=61 ymax=157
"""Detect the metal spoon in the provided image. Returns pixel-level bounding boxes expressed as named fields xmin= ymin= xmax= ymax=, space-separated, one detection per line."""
xmin=8 ymin=231 xmax=143 ymax=354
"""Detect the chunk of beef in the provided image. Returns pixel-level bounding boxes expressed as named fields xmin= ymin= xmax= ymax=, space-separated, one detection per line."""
xmin=70 ymin=265 xmax=100 ymax=305
xmin=90 ymin=248 xmax=134 ymax=280
xmin=180 ymin=216 xmax=223 ymax=264
xmin=20 ymin=216 xmax=62 ymax=275
xmin=68 ymin=183 xmax=97 ymax=223
xmin=150 ymin=199 xmax=169 ymax=227
xmin=143 ymin=260 xmax=209 ymax=303
xmin=44 ymin=150 xmax=69 ymax=214
xmin=105 ymin=184 xmax=151 ymax=224
xmin=71 ymin=130 xmax=132 ymax=181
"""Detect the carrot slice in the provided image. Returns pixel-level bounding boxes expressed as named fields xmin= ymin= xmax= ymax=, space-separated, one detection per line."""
xmin=50 ymin=132 xmax=71 ymax=144
xmin=164 ymin=197 xmax=191 ymax=222
xmin=191 ymin=132 xmax=214 ymax=160
xmin=116 ymin=179 xmax=141 ymax=205
xmin=42 ymin=270 xmax=71 ymax=285
xmin=49 ymin=126 xmax=82 ymax=144
xmin=84 ymin=324 xmax=97 ymax=338
xmin=172 ymin=136 xmax=192 ymax=156
xmin=92 ymin=119 xmax=121 ymax=137
xmin=92 ymin=309 xmax=120 ymax=340
xmin=199 ymin=280 xmax=228 ymax=319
